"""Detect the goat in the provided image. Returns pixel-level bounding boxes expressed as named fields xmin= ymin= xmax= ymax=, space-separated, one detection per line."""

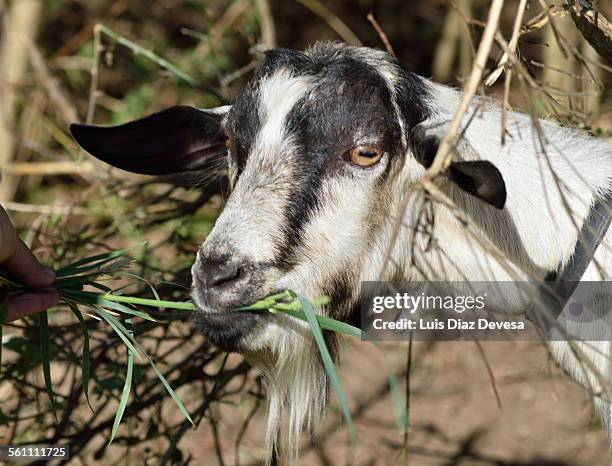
xmin=70 ymin=42 xmax=612 ymax=462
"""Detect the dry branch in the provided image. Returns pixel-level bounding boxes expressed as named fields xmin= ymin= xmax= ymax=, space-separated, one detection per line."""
xmin=28 ymin=43 xmax=78 ymax=126
xmin=295 ymin=0 xmax=362 ymax=46
xmin=366 ymin=12 xmax=395 ymax=57
xmin=5 ymin=161 xmax=94 ymax=176
xmin=192 ymin=0 xmax=251 ymax=58
xmin=485 ymin=0 xmax=528 ymax=86
xmin=0 ymin=0 xmax=42 ymax=201
xmin=1 ymin=201 xmax=87 ymax=216
xmin=255 ymin=0 xmax=277 ymax=49
xmin=424 ymin=0 xmax=504 ymax=180
xmin=432 ymin=0 xmax=473 ymax=82
xmin=566 ymin=0 xmax=612 ymax=64
xmin=0 ymin=0 xmax=4 ymax=44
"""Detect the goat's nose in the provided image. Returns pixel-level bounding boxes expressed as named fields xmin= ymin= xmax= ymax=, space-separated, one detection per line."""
xmin=194 ymin=255 xmax=255 ymax=309
xmin=199 ymin=262 xmax=242 ymax=290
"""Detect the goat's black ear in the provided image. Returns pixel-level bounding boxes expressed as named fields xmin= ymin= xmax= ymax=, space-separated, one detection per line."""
xmin=410 ymin=125 xmax=506 ymax=209
xmin=70 ymin=105 xmax=229 ymax=177
xmin=448 ymin=160 xmax=506 ymax=209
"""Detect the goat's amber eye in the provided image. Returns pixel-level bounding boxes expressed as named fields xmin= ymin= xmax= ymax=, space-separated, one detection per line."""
xmin=225 ymin=133 xmax=233 ymax=150
xmin=350 ymin=146 xmax=382 ymax=167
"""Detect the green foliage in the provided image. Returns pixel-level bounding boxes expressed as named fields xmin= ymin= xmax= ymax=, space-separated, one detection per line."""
xmin=239 ymin=291 xmax=410 ymax=437
xmin=7 ymin=0 xmax=609 ymax=463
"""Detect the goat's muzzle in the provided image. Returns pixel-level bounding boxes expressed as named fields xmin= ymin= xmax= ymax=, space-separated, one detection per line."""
xmin=191 ymin=252 xmax=266 ymax=351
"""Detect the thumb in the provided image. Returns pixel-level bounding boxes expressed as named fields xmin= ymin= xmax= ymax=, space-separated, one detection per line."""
xmin=2 ymin=239 xmax=56 ymax=288
xmin=0 ymin=207 xmax=55 ymax=288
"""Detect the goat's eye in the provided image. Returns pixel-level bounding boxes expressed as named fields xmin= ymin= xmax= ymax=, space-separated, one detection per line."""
xmin=349 ymin=146 xmax=382 ymax=167
xmin=225 ymin=133 xmax=234 ymax=150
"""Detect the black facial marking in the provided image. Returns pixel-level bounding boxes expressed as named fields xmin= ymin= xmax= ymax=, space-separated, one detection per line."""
xmin=320 ymin=270 xmax=356 ymax=363
xmin=321 ymin=270 xmax=355 ymax=321
xmin=227 ymin=86 xmax=260 ymax=177
xmin=224 ymin=43 xmax=432 ymax=273
xmin=394 ymin=66 xmax=431 ymax=129
xmin=273 ymin=54 xmax=411 ymax=268
xmin=261 ymin=48 xmax=313 ymax=75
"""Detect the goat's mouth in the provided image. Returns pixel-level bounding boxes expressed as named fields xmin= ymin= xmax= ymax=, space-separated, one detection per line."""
xmin=190 ymin=258 xmax=282 ymax=351
xmin=191 ymin=288 xmax=281 ymax=352
xmin=192 ymin=307 xmax=265 ymax=352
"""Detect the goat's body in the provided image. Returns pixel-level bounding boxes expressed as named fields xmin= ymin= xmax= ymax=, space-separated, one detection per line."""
xmin=379 ymin=80 xmax=612 ymax=283
xmin=380 ymin=80 xmax=612 ymax=437
xmin=72 ymin=41 xmax=612 ymax=461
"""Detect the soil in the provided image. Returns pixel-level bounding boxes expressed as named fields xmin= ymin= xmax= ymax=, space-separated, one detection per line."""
xmin=181 ymin=340 xmax=612 ymax=465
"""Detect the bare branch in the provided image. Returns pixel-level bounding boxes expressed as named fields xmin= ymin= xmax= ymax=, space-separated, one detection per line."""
xmin=254 ymin=0 xmax=277 ymax=49
xmin=424 ymin=0 xmax=504 ymax=180
xmin=485 ymin=0 xmax=528 ymax=86
xmin=295 ymin=0 xmax=362 ymax=46
xmin=366 ymin=11 xmax=395 ymax=57
xmin=566 ymin=0 xmax=612 ymax=63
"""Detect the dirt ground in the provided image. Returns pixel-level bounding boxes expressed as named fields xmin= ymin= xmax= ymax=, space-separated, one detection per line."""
xmin=181 ymin=340 xmax=612 ymax=466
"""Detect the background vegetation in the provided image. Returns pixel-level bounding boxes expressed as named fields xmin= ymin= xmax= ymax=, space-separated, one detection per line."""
xmin=0 ymin=0 xmax=610 ymax=464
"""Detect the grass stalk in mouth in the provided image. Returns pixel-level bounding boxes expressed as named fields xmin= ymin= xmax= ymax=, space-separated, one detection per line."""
xmin=0 ymin=248 xmax=406 ymax=446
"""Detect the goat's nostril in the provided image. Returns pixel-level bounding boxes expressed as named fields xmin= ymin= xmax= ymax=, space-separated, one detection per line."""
xmin=208 ymin=264 xmax=241 ymax=288
xmin=195 ymin=257 xmax=253 ymax=305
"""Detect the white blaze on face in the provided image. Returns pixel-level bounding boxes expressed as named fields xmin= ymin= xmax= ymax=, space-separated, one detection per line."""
xmin=201 ymin=69 xmax=313 ymax=264
xmin=278 ymin=168 xmax=387 ymax=303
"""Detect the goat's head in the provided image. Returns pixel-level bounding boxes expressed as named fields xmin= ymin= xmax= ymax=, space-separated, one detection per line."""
xmin=71 ymin=41 xmax=506 ymax=459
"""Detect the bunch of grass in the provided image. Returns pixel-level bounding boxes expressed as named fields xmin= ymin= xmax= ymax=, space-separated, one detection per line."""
xmin=0 ymin=248 xmax=406 ymax=446
xmin=0 ymin=248 xmax=195 ymax=443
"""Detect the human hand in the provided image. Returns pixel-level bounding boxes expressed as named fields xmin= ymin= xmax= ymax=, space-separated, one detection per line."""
xmin=0 ymin=207 xmax=58 ymax=322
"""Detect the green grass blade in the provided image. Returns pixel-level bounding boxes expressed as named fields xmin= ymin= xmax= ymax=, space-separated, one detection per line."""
xmin=142 ymin=351 xmax=194 ymax=425
xmin=58 ymin=248 xmax=127 ymax=270
xmin=103 ymin=310 xmax=194 ymax=425
xmin=102 ymin=306 xmax=194 ymax=425
xmin=92 ymin=297 xmax=157 ymax=322
xmin=109 ymin=318 xmax=134 ymax=445
xmin=269 ymin=307 xmax=361 ymax=338
xmin=95 ymin=308 xmax=142 ymax=359
xmin=55 ymin=249 xmax=129 ymax=277
xmin=101 ymin=294 xmax=197 ymax=311
xmin=54 ymin=272 xmax=111 ymax=287
xmin=62 ymin=290 xmax=157 ymax=322
xmin=38 ymin=311 xmax=57 ymax=422
xmin=68 ymin=303 xmax=93 ymax=412
xmin=83 ymin=281 xmax=112 ymax=293
xmin=235 ymin=298 xmax=278 ymax=311
xmin=355 ymin=334 xmax=408 ymax=432
xmin=98 ymin=24 xmax=200 ymax=87
xmin=56 ymin=262 xmax=122 ymax=279
xmin=387 ymin=354 xmax=408 ymax=432
xmin=296 ymin=295 xmax=356 ymax=443
xmin=266 ymin=301 xmax=407 ymax=433
xmin=119 ymin=272 xmax=161 ymax=300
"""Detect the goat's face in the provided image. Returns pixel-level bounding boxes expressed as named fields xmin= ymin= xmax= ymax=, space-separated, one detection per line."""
xmin=71 ymin=43 xmax=426 ymax=353
xmin=70 ymin=42 xmax=504 ymax=355
xmin=71 ymin=41 xmax=507 ymax=458
xmin=190 ymin=45 xmax=433 ymax=353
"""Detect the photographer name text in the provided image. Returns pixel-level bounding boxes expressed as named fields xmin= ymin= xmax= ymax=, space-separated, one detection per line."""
xmin=371 ymin=317 xmax=525 ymax=331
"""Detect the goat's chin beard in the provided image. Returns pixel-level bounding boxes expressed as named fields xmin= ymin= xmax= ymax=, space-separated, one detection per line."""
xmin=244 ymin=326 xmax=334 ymax=465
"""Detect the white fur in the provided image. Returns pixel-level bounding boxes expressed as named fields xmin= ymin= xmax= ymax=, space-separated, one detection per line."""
xmin=197 ymin=47 xmax=612 ymax=462
xmin=375 ymin=80 xmax=612 ymax=440
xmin=200 ymin=70 xmax=313 ymax=266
